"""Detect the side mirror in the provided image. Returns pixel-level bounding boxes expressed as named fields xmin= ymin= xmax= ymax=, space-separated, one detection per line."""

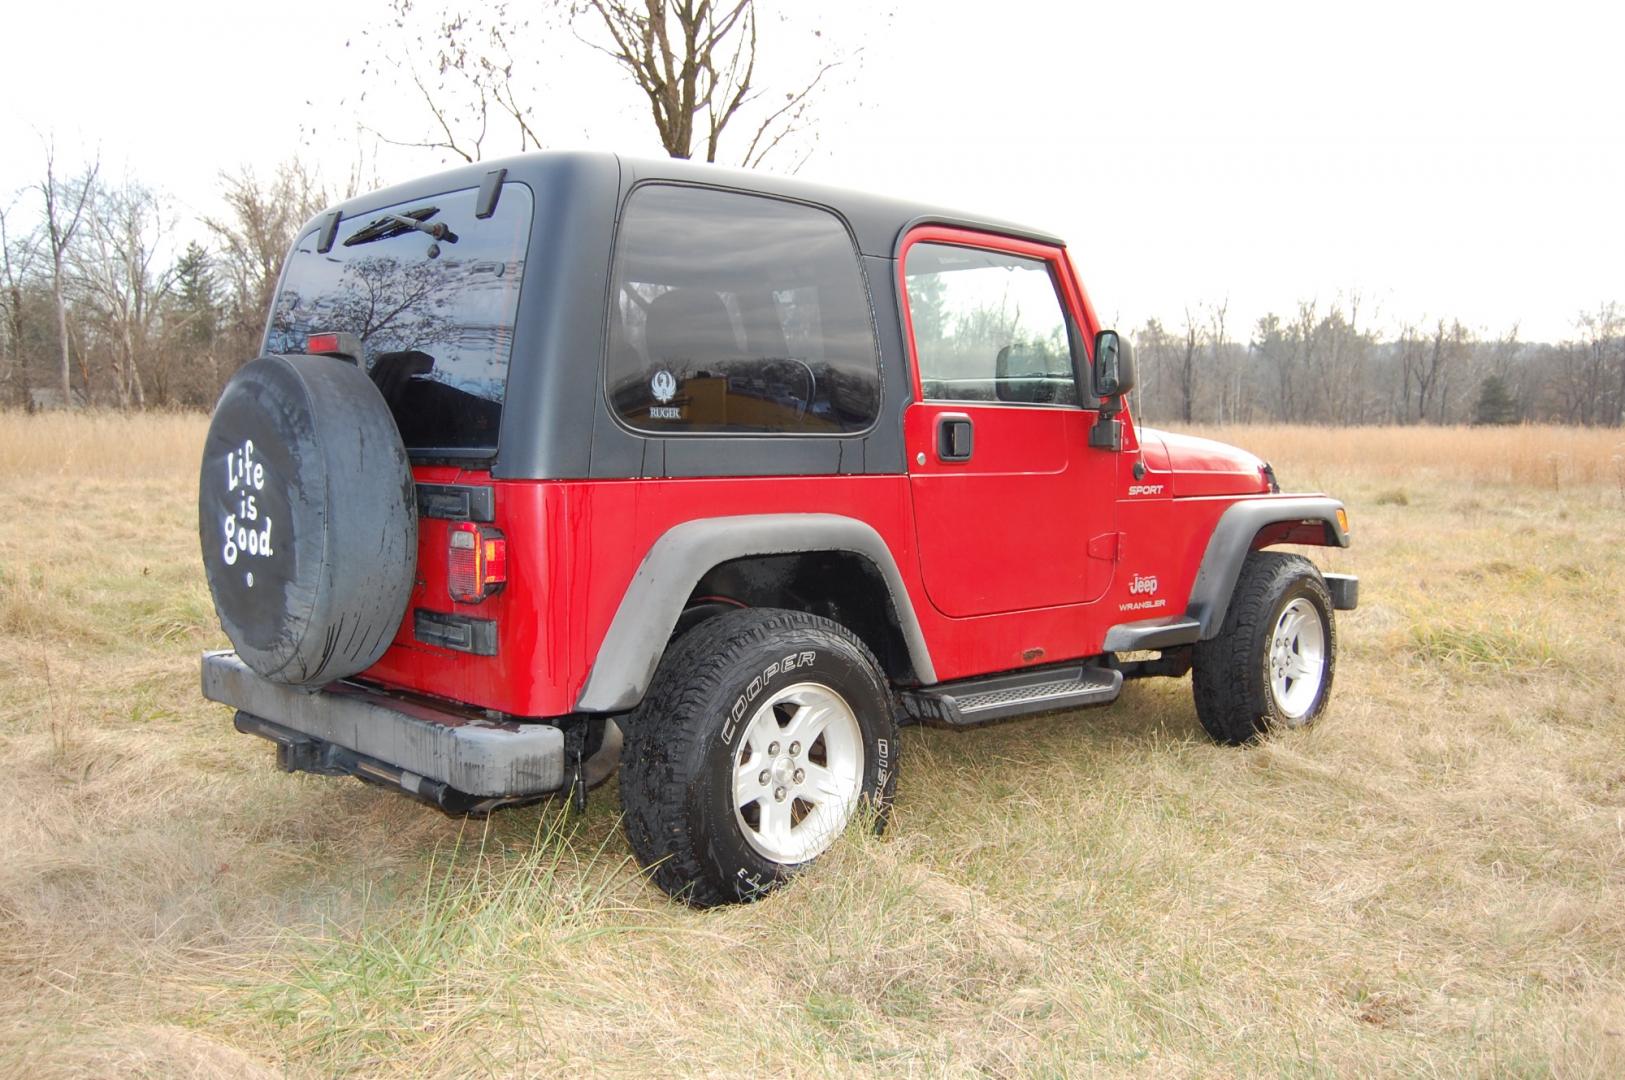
xmin=1092 ymin=330 xmax=1136 ymax=399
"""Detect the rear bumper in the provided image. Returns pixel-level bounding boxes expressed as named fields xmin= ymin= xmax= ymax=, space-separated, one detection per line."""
xmin=200 ymin=650 xmax=566 ymax=800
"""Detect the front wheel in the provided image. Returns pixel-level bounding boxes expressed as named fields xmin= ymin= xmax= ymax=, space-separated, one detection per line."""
xmin=1192 ymin=551 xmax=1338 ymax=745
xmin=618 ymin=608 xmax=899 ymax=907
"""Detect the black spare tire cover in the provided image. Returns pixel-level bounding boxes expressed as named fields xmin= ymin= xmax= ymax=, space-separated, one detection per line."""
xmin=199 ymin=354 xmax=418 ymax=686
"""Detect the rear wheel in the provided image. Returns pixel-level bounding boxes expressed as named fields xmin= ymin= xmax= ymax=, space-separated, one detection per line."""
xmin=1192 ymin=551 xmax=1337 ymax=745
xmin=618 ymin=608 xmax=898 ymax=907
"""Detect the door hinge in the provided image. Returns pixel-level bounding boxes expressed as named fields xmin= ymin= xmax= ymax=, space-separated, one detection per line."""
xmin=1087 ymin=532 xmax=1124 ymax=561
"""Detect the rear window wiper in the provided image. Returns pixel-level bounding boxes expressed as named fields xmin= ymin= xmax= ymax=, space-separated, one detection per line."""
xmin=343 ymin=206 xmax=459 ymax=248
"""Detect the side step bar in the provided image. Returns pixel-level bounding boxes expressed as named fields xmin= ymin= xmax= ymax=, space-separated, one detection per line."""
xmin=900 ymin=663 xmax=1123 ymax=727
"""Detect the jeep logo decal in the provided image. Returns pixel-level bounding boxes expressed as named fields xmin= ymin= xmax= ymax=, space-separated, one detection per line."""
xmin=1129 ymin=573 xmax=1159 ymax=596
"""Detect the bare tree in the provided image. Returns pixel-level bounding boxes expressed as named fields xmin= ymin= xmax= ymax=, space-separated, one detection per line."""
xmin=206 ymin=162 xmax=325 ymax=367
xmin=0 ymin=199 xmax=40 ymax=410
xmin=1177 ymin=307 xmax=1199 ymax=424
xmin=574 ymin=0 xmax=838 ymax=166
xmin=1404 ymin=318 xmax=1472 ymax=424
xmin=360 ymin=0 xmax=847 ymax=169
xmin=353 ymin=1 xmax=544 ymax=163
xmin=1395 ymin=321 xmax=1425 ymax=422
xmin=74 ymin=180 xmax=176 ymax=408
xmin=1251 ymin=312 xmax=1297 ymax=422
xmin=38 ymin=142 xmax=99 ymax=406
xmin=1204 ymin=299 xmax=1235 ymax=422
xmin=1130 ymin=317 xmax=1174 ymax=423
xmin=1575 ymin=302 xmax=1623 ymax=427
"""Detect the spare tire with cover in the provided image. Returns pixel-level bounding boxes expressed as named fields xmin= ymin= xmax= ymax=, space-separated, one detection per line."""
xmin=199 ymin=354 xmax=417 ymax=687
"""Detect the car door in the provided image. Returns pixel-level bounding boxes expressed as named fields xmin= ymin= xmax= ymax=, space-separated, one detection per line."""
xmin=899 ymin=227 xmax=1118 ymax=618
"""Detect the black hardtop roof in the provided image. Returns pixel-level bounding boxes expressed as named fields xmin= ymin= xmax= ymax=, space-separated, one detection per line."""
xmin=305 ymin=150 xmax=1065 ymax=258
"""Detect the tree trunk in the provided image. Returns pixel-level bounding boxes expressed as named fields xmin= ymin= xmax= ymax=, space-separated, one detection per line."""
xmin=53 ymin=265 xmax=72 ymax=406
xmin=3 ymin=285 xmax=26 ymax=411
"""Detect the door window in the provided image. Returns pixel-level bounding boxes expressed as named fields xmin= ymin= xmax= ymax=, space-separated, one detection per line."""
xmin=904 ymin=242 xmax=1080 ymax=406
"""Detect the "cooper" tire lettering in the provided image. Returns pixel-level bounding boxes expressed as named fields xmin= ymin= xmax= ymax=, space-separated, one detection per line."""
xmin=720 ymin=648 xmax=820 ymax=744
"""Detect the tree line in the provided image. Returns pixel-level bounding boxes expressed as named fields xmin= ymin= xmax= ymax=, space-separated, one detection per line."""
xmin=1128 ymin=298 xmax=1624 ymax=428
xmin=3 ymin=148 xmax=1621 ymax=426
xmin=0 ymin=153 xmax=343 ymax=411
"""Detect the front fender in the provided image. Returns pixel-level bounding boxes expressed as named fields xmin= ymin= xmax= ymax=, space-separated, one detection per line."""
xmin=1188 ymin=496 xmax=1350 ymax=639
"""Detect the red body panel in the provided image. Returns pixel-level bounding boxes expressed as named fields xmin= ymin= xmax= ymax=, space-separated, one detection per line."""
xmin=903 ymin=403 xmax=1118 ymax=616
xmin=1140 ymin=429 xmax=1273 ymax=498
xmin=894 ymin=227 xmax=1122 ymax=620
xmin=362 ymin=228 xmax=1279 ymax=718
xmin=368 ymin=473 xmax=1272 ymax=718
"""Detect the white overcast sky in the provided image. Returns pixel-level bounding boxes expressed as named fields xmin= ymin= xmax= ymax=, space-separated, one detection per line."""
xmin=2 ymin=0 xmax=1620 ymax=342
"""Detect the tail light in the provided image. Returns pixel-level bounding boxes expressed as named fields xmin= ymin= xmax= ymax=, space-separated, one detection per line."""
xmin=447 ymin=522 xmax=507 ymax=604
xmin=305 ymin=331 xmax=362 ymax=363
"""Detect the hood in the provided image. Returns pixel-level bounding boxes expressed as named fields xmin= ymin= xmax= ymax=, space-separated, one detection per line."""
xmin=1138 ymin=427 xmax=1273 ymax=497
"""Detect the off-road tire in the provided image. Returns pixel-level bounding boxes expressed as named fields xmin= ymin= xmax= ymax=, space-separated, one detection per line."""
xmin=198 ymin=354 xmax=417 ymax=687
xmin=1192 ymin=551 xmax=1337 ymax=745
xmin=619 ymin=608 xmax=899 ymax=907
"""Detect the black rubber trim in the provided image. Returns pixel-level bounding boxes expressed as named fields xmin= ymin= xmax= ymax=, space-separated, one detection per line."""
xmin=315 ymin=210 xmax=342 ymax=254
xmin=1187 ymin=496 xmax=1351 ymax=639
xmin=414 ymin=609 xmax=498 ymax=655
xmin=475 ymin=167 xmax=508 ymax=219
xmin=1102 ymin=616 xmax=1202 ymax=652
xmin=935 ymin=412 xmax=973 ymax=462
xmin=575 ymin=513 xmax=935 ymax=711
xmin=415 ymin=482 xmax=495 ymax=522
xmin=900 ymin=662 xmax=1121 ymax=726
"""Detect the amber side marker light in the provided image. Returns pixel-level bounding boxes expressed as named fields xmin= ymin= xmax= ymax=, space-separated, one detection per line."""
xmin=1337 ymin=507 xmax=1351 ymax=534
xmin=448 ymin=522 xmax=507 ymax=604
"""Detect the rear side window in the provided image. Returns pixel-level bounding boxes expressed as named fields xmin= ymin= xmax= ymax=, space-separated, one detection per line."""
xmin=606 ymin=184 xmax=881 ymax=434
xmin=267 ymin=183 xmax=533 ymax=454
xmin=904 ymin=242 xmax=1080 ymax=406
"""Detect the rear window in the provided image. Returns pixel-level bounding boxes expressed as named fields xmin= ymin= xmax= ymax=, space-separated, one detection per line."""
xmin=266 ymin=183 xmax=533 ymax=454
xmin=606 ymin=184 xmax=881 ymax=435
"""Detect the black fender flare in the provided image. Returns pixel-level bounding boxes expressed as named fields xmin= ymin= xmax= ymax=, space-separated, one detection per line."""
xmin=1187 ymin=496 xmax=1350 ymax=639
xmin=575 ymin=514 xmax=936 ymax=712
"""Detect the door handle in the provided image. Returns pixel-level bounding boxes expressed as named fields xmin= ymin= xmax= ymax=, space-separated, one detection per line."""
xmin=936 ymin=413 xmax=974 ymax=462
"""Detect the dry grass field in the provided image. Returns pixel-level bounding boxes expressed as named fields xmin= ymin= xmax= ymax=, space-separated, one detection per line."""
xmin=2 ymin=413 xmax=1623 ymax=1078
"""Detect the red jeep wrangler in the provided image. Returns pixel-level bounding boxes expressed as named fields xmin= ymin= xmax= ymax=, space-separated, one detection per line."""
xmin=199 ymin=152 xmax=1357 ymax=906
